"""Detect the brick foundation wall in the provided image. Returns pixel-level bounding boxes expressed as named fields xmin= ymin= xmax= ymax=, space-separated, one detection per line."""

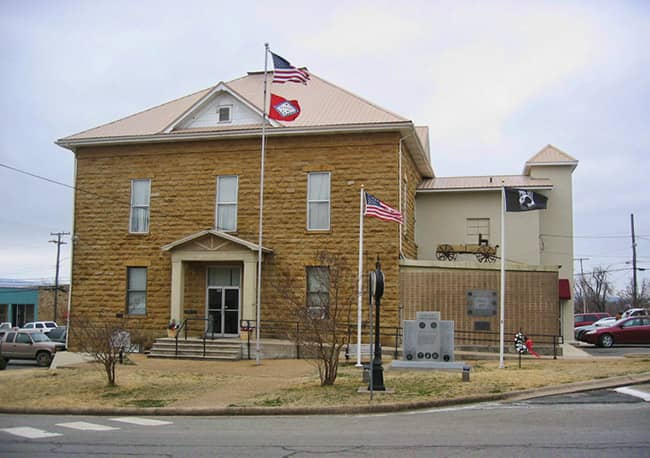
xmin=400 ymin=266 xmax=559 ymax=340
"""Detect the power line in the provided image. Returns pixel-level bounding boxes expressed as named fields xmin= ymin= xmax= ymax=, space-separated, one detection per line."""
xmin=0 ymin=162 xmax=212 ymax=230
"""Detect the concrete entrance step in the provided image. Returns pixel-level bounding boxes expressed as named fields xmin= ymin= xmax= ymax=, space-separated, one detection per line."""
xmin=148 ymin=337 xmax=243 ymax=361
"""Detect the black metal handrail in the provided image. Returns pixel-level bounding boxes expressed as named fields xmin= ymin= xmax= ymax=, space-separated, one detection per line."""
xmin=174 ymin=317 xmax=211 ymax=358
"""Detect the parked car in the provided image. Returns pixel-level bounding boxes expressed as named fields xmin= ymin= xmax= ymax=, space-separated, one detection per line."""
xmin=581 ymin=316 xmax=650 ymax=348
xmin=574 ymin=312 xmax=610 ymax=328
xmin=21 ymin=321 xmax=58 ymax=333
xmin=0 ymin=322 xmax=11 ymax=330
xmin=47 ymin=326 xmax=67 ymax=348
xmin=575 ymin=316 xmax=619 ymax=341
xmin=622 ymin=308 xmax=649 ymax=319
xmin=0 ymin=329 xmax=65 ymax=368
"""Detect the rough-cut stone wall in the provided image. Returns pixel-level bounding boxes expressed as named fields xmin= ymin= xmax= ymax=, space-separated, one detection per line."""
xmin=70 ymin=132 xmax=406 ymax=340
xmin=37 ymin=286 xmax=69 ymax=323
xmin=400 ymin=266 xmax=559 ymax=341
xmin=401 ymin=143 xmax=422 ymax=260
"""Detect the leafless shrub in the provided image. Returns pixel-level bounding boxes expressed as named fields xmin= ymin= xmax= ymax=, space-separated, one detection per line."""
xmin=70 ymin=314 xmax=142 ymax=386
xmin=273 ymin=251 xmax=355 ymax=385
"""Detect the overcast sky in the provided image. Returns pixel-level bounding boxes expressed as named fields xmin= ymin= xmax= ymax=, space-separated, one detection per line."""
xmin=1 ymin=0 xmax=648 ymax=293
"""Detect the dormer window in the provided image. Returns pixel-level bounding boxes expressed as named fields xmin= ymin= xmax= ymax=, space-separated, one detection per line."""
xmin=217 ymin=105 xmax=232 ymax=123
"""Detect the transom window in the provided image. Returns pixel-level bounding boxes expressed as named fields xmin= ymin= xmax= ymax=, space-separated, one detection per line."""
xmin=130 ymin=179 xmax=151 ymax=233
xmin=466 ymin=218 xmax=490 ymax=244
xmin=306 ymin=266 xmax=329 ymax=319
xmin=127 ymin=267 xmax=147 ymax=315
xmin=216 ymin=176 xmax=238 ymax=232
xmin=307 ymin=172 xmax=330 ymax=231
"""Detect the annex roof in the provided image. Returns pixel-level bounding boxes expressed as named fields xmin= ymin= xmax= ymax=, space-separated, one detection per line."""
xmin=417 ymin=175 xmax=553 ymax=192
xmin=523 ymin=144 xmax=578 ymax=174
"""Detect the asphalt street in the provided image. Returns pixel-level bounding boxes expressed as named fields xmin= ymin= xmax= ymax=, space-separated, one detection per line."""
xmin=1 ymin=387 xmax=648 ymax=458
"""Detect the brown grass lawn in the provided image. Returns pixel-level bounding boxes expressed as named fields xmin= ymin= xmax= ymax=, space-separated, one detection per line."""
xmin=1 ymin=354 xmax=649 ymax=410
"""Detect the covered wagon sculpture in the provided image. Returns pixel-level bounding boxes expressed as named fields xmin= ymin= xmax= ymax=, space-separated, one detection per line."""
xmin=435 ymin=234 xmax=499 ymax=263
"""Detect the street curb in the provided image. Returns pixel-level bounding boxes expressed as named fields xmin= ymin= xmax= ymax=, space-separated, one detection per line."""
xmin=1 ymin=372 xmax=649 ymax=417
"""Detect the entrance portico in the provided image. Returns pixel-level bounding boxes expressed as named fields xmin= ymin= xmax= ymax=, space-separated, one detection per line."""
xmin=161 ymin=230 xmax=272 ymax=336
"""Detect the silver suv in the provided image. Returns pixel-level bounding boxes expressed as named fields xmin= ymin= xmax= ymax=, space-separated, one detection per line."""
xmin=0 ymin=330 xmax=65 ymax=368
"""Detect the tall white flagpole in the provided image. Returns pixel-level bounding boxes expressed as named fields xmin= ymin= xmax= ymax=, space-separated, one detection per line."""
xmin=499 ymin=185 xmax=506 ymax=368
xmin=356 ymin=186 xmax=365 ymax=367
xmin=256 ymin=43 xmax=270 ymax=365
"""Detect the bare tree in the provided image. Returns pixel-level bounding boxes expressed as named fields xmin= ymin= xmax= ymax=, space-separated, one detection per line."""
xmin=617 ymin=278 xmax=650 ymax=309
xmin=574 ymin=266 xmax=612 ymax=313
xmin=70 ymin=315 xmax=140 ymax=386
xmin=273 ymin=251 xmax=355 ymax=386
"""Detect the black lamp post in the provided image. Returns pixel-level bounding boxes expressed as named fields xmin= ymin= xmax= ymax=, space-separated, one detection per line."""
xmin=370 ymin=257 xmax=386 ymax=391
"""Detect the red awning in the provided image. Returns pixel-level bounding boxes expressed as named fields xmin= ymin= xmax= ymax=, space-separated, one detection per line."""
xmin=559 ymin=279 xmax=571 ymax=300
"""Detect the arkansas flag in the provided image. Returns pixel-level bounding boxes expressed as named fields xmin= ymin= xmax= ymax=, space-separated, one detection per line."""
xmin=269 ymin=94 xmax=301 ymax=121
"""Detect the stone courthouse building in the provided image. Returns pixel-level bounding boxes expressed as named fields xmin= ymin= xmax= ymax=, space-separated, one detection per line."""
xmin=57 ymin=69 xmax=577 ymax=349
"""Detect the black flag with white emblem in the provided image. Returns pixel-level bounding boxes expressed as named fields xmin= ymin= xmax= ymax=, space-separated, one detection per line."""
xmin=505 ymin=188 xmax=548 ymax=212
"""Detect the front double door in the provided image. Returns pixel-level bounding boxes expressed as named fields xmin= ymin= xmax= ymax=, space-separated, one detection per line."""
xmin=206 ymin=287 xmax=239 ymax=336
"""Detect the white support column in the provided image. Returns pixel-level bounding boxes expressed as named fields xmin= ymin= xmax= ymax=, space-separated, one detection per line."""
xmin=170 ymin=259 xmax=185 ymax=321
xmin=243 ymin=260 xmax=258 ymax=322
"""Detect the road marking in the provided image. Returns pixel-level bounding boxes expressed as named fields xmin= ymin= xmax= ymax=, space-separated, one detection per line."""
xmin=110 ymin=417 xmax=172 ymax=426
xmin=56 ymin=421 xmax=119 ymax=431
xmin=1 ymin=427 xmax=62 ymax=439
xmin=614 ymin=386 xmax=650 ymax=402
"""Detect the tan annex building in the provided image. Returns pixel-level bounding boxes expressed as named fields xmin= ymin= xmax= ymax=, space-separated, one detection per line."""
xmin=57 ymin=68 xmax=577 ymax=348
xmin=413 ymin=145 xmax=578 ymax=342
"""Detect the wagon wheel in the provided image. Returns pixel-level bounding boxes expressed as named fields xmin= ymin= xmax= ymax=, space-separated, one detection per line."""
xmin=475 ymin=246 xmax=496 ymax=263
xmin=436 ymin=244 xmax=457 ymax=261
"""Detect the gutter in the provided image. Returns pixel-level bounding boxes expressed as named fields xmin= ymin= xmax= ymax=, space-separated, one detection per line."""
xmin=55 ymin=122 xmax=416 ymax=150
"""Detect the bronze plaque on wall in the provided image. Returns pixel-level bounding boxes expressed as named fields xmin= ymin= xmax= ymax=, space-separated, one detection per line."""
xmin=467 ymin=290 xmax=497 ymax=316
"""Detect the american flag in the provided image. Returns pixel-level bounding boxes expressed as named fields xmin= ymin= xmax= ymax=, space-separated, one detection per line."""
xmin=271 ymin=52 xmax=310 ymax=84
xmin=364 ymin=192 xmax=403 ymax=224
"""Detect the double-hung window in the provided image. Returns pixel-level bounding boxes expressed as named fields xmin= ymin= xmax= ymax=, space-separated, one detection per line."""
xmin=130 ymin=179 xmax=151 ymax=233
xmin=126 ymin=267 xmax=147 ymax=315
xmin=307 ymin=172 xmax=330 ymax=231
xmin=306 ymin=266 xmax=329 ymax=319
xmin=216 ymin=175 xmax=238 ymax=232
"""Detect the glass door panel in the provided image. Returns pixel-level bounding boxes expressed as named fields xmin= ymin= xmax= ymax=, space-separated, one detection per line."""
xmin=224 ymin=288 xmax=239 ymax=335
xmin=207 ymin=288 xmax=223 ymax=336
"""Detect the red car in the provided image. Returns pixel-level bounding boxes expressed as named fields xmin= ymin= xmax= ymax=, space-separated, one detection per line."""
xmin=574 ymin=312 xmax=610 ymax=328
xmin=581 ymin=316 xmax=650 ymax=348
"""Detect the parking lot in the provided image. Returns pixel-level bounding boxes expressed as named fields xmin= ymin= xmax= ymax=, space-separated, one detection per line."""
xmin=573 ymin=344 xmax=650 ymax=358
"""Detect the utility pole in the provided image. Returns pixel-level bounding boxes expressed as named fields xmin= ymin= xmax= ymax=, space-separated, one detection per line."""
xmin=631 ymin=213 xmax=637 ymax=309
xmin=575 ymin=257 xmax=590 ymax=313
xmin=49 ymin=232 xmax=70 ymax=323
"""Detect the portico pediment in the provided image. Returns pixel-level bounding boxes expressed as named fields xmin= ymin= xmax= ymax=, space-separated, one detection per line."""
xmin=161 ymin=229 xmax=272 ymax=259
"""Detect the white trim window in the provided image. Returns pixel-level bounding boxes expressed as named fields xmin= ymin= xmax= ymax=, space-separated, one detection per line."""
xmin=306 ymin=266 xmax=329 ymax=319
xmin=216 ymin=175 xmax=238 ymax=232
xmin=129 ymin=179 xmax=151 ymax=233
xmin=307 ymin=172 xmax=330 ymax=231
xmin=466 ymin=218 xmax=490 ymax=244
xmin=126 ymin=267 xmax=147 ymax=315
xmin=217 ymin=105 xmax=232 ymax=123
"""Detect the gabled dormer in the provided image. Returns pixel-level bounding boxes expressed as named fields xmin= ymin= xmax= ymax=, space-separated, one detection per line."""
xmin=165 ymin=82 xmax=278 ymax=132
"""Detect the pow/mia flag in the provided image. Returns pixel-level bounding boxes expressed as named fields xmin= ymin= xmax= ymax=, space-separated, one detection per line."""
xmin=505 ymin=188 xmax=548 ymax=212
